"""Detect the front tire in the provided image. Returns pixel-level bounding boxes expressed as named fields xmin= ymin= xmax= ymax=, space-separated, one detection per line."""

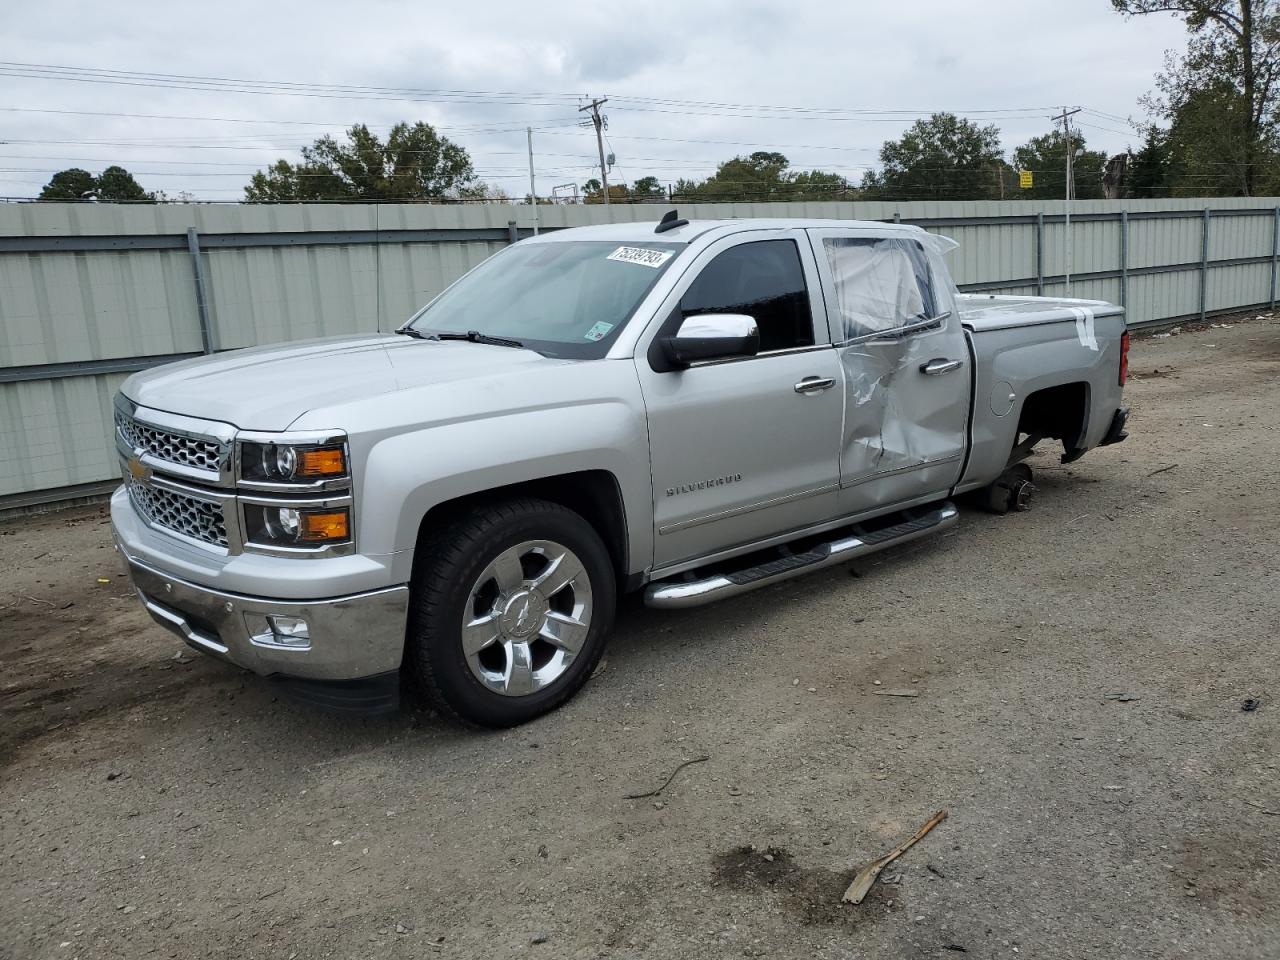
xmin=405 ymin=498 xmax=616 ymax=727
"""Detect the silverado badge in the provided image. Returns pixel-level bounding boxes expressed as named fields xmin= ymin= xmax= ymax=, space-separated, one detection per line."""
xmin=666 ymin=474 xmax=742 ymax=497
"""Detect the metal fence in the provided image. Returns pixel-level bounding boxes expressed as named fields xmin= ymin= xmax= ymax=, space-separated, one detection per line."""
xmin=2 ymin=197 xmax=1278 ymax=509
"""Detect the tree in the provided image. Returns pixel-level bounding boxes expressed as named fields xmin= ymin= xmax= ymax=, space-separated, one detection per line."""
xmin=581 ymin=179 xmax=632 ymax=203
xmin=674 ymin=152 xmax=854 ymax=202
xmin=245 ymin=122 xmax=479 ymax=201
xmin=39 ymin=165 xmax=154 ymax=201
xmin=1126 ymin=126 xmax=1172 ymax=197
xmin=95 ymin=165 xmax=150 ymax=201
xmin=1011 ymin=129 xmax=1109 ymax=199
xmin=39 ymin=168 xmax=97 ymax=200
xmin=788 ymin=168 xmax=858 ymax=200
xmin=1112 ymin=1 xmax=1280 ymax=194
xmin=860 ymin=114 xmax=1005 ymax=200
xmin=629 ymin=175 xmax=666 ymax=201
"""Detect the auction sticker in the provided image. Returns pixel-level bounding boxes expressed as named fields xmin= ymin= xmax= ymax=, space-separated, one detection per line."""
xmin=607 ymin=246 xmax=673 ymax=268
xmin=584 ymin=321 xmax=615 ymax=342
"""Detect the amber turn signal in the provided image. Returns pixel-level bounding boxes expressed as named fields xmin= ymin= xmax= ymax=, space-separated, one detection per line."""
xmin=299 ymin=509 xmax=350 ymax=542
xmin=296 ymin=446 xmax=347 ymax=478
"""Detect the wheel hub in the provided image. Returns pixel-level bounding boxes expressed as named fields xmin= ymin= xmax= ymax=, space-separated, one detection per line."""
xmin=500 ymin=589 xmax=547 ymax=639
xmin=461 ymin=539 xmax=594 ymax=697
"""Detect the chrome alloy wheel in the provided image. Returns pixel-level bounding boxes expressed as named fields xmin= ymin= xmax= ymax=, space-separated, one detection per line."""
xmin=461 ymin=539 xmax=593 ymax=696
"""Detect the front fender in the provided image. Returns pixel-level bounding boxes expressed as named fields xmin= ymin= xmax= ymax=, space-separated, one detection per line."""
xmin=358 ymin=400 xmax=654 ymax=584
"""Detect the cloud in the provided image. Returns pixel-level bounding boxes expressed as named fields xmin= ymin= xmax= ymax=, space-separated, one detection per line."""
xmin=0 ymin=0 xmax=1189 ymax=199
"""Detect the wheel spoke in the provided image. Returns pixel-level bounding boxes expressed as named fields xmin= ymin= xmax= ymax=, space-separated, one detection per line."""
xmin=486 ymin=548 xmax=526 ymax=594
xmin=504 ymin=640 xmax=536 ymax=695
xmin=539 ymin=610 xmax=589 ymax=654
xmin=531 ymin=549 xmax=585 ymax=601
xmin=461 ymin=612 xmax=500 ymax=657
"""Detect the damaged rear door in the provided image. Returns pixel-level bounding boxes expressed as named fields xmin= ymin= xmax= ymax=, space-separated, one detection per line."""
xmin=807 ymin=228 xmax=970 ymax=514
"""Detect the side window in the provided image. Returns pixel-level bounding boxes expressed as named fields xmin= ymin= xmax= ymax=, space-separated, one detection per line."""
xmin=681 ymin=239 xmax=815 ymax=353
xmin=822 ymin=237 xmax=937 ymax=340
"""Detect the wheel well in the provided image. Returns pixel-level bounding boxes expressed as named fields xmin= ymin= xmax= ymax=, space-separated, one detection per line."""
xmin=1016 ymin=382 xmax=1090 ymax=450
xmin=413 ymin=470 xmax=629 ymax=582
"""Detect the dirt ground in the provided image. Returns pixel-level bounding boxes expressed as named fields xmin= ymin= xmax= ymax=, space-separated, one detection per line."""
xmin=2 ymin=316 xmax=1278 ymax=960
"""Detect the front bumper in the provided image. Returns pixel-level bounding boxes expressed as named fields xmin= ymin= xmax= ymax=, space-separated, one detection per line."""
xmin=117 ymin=542 xmax=410 ymax=684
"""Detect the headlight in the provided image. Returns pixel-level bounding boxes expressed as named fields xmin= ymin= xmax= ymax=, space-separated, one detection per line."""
xmin=240 ymin=441 xmax=348 ymax=483
xmin=244 ymin=503 xmax=351 ymax=547
xmin=236 ymin=433 xmax=353 ymax=555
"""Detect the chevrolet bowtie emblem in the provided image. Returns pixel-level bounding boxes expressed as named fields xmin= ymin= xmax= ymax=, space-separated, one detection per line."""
xmin=126 ymin=456 xmax=152 ymax=482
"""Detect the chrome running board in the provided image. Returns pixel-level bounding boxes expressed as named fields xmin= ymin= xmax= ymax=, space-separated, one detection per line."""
xmin=643 ymin=502 xmax=959 ymax=610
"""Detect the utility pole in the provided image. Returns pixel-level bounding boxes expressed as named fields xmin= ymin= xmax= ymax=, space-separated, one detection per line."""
xmin=579 ymin=97 xmax=610 ymax=205
xmin=1051 ymin=106 xmax=1082 ymax=294
xmin=526 ymin=126 xmax=538 ymax=235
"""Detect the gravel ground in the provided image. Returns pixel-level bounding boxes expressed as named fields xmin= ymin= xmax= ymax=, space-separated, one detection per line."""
xmin=2 ymin=316 xmax=1278 ymax=960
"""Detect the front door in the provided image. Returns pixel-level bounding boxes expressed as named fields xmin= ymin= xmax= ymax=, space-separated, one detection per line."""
xmin=636 ymin=232 xmax=845 ymax=569
xmin=806 ymin=229 xmax=970 ymax=514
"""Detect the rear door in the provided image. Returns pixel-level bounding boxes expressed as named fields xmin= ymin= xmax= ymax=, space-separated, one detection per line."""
xmin=635 ymin=230 xmax=845 ymax=569
xmin=807 ymin=228 xmax=970 ymax=514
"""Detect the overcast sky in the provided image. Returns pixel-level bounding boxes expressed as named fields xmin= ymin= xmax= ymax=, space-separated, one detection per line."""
xmin=0 ymin=1 xmax=1189 ymax=201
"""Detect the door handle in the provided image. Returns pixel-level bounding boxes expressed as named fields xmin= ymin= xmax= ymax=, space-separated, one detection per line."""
xmin=794 ymin=376 xmax=836 ymax=394
xmin=920 ymin=358 xmax=964 ymax=376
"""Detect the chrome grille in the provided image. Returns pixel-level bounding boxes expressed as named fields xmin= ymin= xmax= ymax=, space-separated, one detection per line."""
xmin=128 ymin=480 xmax=228 ymax=548
xmin=116 ymin=412 xmax=223 ymax=473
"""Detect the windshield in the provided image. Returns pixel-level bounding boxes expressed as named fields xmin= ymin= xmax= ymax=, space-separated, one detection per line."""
xmin=406 ymin=240 xmax=683 ymax=359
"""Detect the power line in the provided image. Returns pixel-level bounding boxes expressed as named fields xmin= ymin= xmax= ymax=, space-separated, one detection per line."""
xmin=0 ymin=60 xmax=1097 ymax=123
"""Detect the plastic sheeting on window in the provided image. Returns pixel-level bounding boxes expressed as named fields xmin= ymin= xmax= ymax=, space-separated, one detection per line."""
xmin=834 ymin=231 xmax=969 ymax=501
xmin=823 ymin=237 xmax=935 ymax=339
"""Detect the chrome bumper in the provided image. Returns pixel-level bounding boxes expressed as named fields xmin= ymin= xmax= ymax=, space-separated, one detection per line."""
xmin=119 ymin=549 xmax=410 ymax=681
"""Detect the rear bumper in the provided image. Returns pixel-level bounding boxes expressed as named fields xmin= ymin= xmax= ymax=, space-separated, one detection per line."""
xmin=1100 ymin=407 xmax=1130 ymax=446
xmin=118 ymin=545 xmax=409 ymax=684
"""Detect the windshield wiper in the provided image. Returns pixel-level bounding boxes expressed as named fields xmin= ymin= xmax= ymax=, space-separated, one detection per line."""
xmin=424 ymin=330 xmax=525 ymax=349
xmin=396 ymin=327 xmax=431 ymax=340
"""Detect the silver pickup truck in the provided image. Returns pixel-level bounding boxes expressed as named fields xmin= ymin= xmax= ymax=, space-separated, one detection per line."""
xmin=110 ymin=214 xmax=1130 ymax=725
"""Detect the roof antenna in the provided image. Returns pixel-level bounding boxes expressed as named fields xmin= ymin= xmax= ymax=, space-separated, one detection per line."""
xmin=654 ymin=209 xmax=688 ymax=234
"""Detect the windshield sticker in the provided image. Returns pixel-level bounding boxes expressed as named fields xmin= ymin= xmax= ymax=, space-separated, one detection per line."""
xmin=584 ymin=321 xmax=615 ymax=342
xmin=607 ymin=246 xmax=673 ymax=269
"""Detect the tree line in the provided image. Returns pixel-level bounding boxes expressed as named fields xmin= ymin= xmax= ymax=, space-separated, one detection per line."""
xmin=26 ymin=119 xmax=1126 ymax=204
xmin=36 ymin=1 xmax=1280 ymax=204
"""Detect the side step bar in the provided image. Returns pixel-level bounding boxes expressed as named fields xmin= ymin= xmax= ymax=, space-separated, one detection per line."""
xmin=643 ymin=502 xmax=959 ymax=610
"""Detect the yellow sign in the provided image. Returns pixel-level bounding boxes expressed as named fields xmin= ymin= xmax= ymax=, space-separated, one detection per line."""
xmin=1019 ymin=169 xmax=1034 ymax=189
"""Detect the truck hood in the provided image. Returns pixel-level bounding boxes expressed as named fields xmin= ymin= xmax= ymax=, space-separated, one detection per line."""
xmin=122 ymin=334 xmax=566 ymax=431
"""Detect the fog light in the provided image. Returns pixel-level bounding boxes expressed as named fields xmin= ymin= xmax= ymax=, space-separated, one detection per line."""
xmin=267 ymin=615 xmax=310 ymax=646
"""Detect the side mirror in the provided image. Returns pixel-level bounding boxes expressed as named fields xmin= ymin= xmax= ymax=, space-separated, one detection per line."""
xmin=662 ymin=314 xmax=760 ymax=368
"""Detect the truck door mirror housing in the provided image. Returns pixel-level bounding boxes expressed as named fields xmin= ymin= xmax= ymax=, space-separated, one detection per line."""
xmin=662 ymin=314 xmax=760 ymax=367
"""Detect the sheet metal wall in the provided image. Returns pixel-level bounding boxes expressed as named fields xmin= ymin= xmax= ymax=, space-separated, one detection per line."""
xmin=3 ymin=197 xmax=1278 ymax=504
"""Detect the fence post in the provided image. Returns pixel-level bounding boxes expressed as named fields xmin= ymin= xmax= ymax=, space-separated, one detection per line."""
xmin=186 ymin=227 xmax=215 ymax=354
xmin=1199 ymin=207 xmax=1210 ymax=323
xmin=1271 ymin=207 xmax=1279 ymax=311
xmin=1119 ymin=210 xmax=1129 ymax=311
xmin=1035 ymin=211 xmax=1045 ymax=296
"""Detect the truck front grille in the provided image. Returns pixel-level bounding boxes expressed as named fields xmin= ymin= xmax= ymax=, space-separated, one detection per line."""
xmin=116 ymin=412 xmax=224 ymax=474
xmin=128 ymin=480 xmax=228 ymax=548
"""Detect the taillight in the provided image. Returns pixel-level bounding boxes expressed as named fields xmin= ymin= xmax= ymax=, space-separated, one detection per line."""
xmin=1119 ymin=330 xmax=1130 ymax=386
